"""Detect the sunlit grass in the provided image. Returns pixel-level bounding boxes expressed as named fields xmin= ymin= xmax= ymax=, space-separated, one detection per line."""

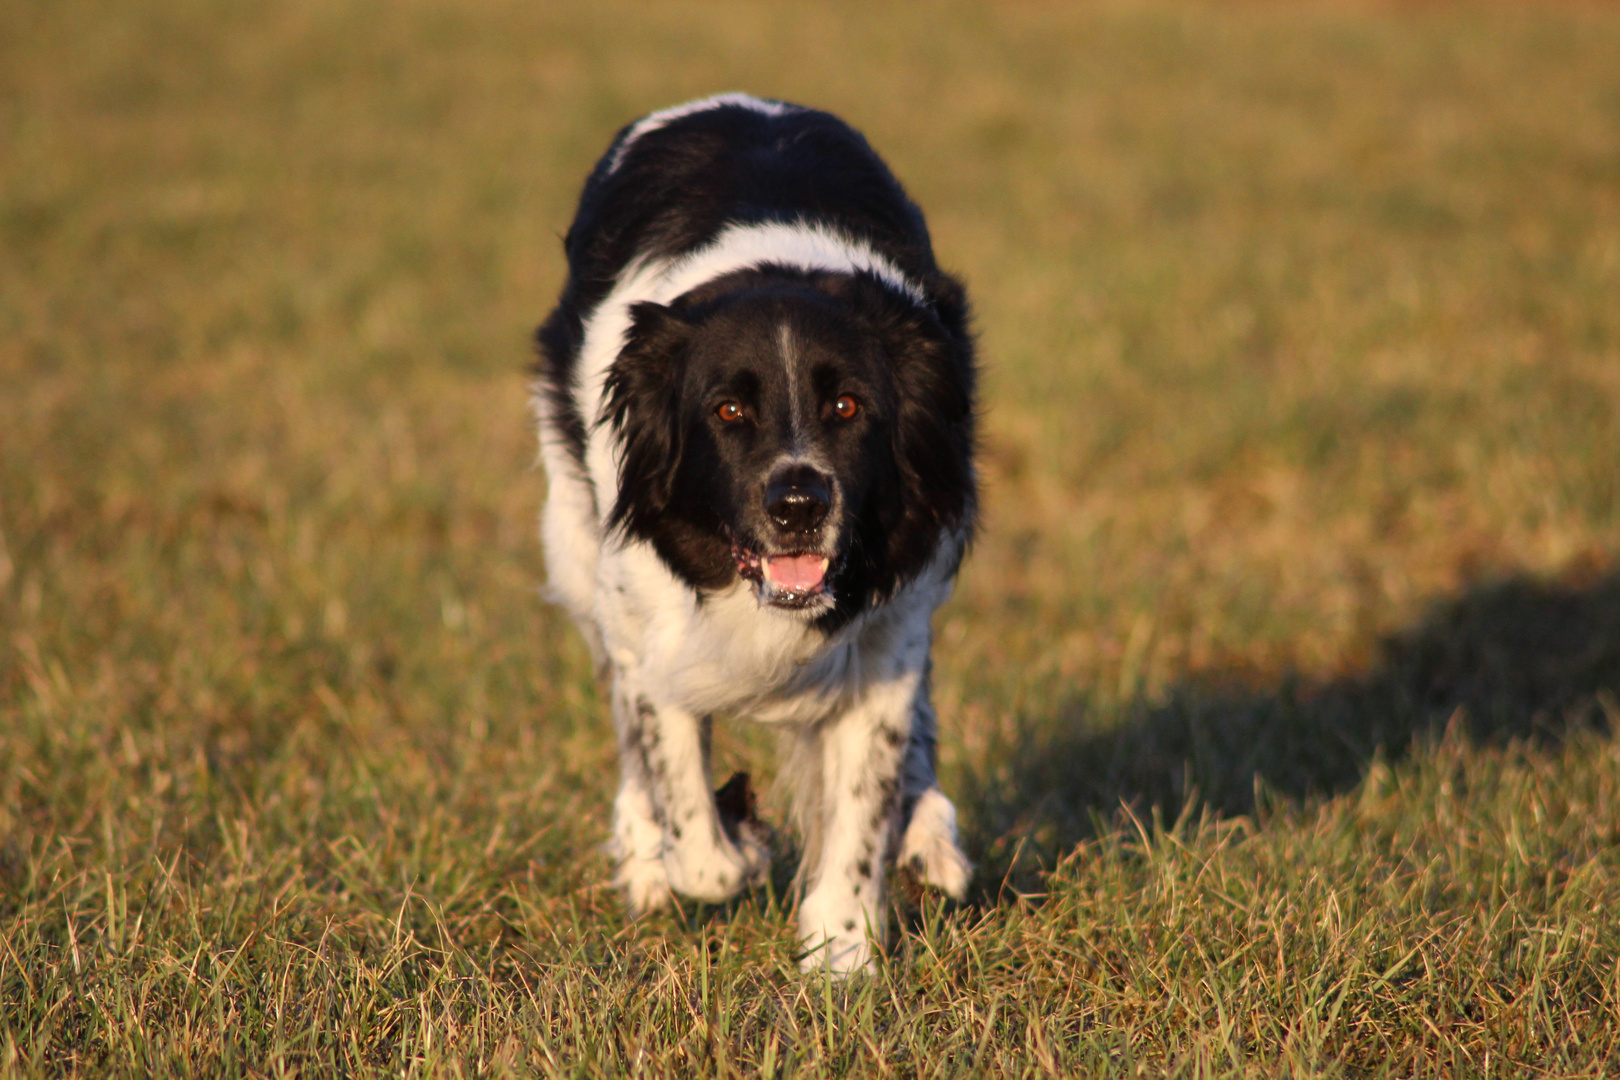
xmin=3 ymin=0 xmax=1620 ymax=1074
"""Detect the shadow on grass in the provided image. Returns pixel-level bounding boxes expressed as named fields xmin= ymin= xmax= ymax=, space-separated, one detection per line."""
xmin=959 ymin=570 xmax=1620 ymax=895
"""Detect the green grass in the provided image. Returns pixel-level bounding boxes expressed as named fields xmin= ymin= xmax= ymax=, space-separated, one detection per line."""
xmin=4 ymin=0 xmax=1620 ymax=1074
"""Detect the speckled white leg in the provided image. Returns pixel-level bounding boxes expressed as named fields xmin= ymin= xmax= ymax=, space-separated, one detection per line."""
xmin=797 ymin=672 xmax=919 ymax=975
xmin=611 ymin=670 xmax=768 ymax=908
xmin=610 ymin=773 xmax=670 ymax=913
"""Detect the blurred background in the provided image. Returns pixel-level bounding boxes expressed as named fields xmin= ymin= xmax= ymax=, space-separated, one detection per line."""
xmin=3 ymin=0 xmax=1620 ymax=949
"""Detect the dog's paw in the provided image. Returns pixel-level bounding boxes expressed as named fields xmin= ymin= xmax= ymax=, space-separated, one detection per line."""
xmin=733 ymin=823 xmax=772 ymax=886
xmin=658 ymin=773 xmax=772 ymax=903
xmin=663 ymin=835 xmax=766 ymax=903
xmin=613 ymin=848 xmax=672 ymax=915
xmin=610 ymin=790 xmax=672 ymax=915
xmin=715 ymin=770 xmax=773 ymax=887
xmin=799 ymin=933 xmax=872 ymax=976
xmin=898 ymin=787 xmax=972 ymax=901
xmin=797 ymin=892 xmax=875 ymax=976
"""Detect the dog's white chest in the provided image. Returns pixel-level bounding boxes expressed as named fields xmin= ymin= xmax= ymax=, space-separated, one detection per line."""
xmin=593 ymin=542 xmax=850 ymax=718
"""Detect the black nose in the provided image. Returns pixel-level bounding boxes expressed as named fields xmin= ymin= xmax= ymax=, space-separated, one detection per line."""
xmin=765 ymin=464 xmax=831 ymax=532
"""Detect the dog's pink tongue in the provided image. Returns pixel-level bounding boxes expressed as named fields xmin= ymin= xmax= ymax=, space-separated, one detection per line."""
xmin=765 ymin=554 xmax=827 ymax=591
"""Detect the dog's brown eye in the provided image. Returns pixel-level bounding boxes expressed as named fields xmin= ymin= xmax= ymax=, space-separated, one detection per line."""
xmin=832 ymin=395 xmax=859 ymax=420
xmin=716 ymin=402 xmax=744 ymax=423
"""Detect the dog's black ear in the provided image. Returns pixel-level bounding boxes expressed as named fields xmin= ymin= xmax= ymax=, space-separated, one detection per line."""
xmin=858 ymin=273 xmax=979 ymax=584
xmin=601 ymin=301 xmax=695 ymax=537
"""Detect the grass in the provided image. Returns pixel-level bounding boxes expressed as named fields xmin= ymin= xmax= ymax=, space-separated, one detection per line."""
xmin=4 ymin=0 xmax=1620 ymax=1074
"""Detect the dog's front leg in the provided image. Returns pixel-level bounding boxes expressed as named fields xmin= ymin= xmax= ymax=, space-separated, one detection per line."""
xmin=609 ymin=670 xmax=768 ymax=909
xmin=896 ymin=677 xmax=973 ymax=901
xmin=797 ymin=671 xmax=921 ymax=974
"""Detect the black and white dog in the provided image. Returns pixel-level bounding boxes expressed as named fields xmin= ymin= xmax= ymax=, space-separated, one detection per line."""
xmin=534 ymin=94 xmax=977 ymax=973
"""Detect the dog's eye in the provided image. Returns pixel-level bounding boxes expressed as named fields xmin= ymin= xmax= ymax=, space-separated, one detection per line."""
xmin=832 ymin=395 xmax=860 ymax=420
xmin=716 ymin=401 xmax=745 ymax=423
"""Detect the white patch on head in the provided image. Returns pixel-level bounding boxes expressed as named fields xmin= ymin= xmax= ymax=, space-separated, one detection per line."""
xmin=607 ymin=93 xmax=800 ymax=175
xmin=777 ymin=322 xmax=804 ymax=451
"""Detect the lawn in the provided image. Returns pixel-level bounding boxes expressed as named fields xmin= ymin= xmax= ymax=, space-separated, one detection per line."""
xmin=4 ymin=0 xmax=1620 ymax=1074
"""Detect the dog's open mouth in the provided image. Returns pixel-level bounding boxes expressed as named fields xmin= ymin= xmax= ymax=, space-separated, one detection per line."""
xmin=764 ymin=553 xmax=828 ymax=593
xmin=731 ymin=536 xmax=834 ymax=609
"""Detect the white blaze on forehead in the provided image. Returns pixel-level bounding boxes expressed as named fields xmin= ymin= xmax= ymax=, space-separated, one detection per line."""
xmin=778 ymin=322 xmax=804 ymax=449
xmin=607 ymin=93 xmax=801 ymax=174
xmin=575 ymin=221 xmax=928 ymax=512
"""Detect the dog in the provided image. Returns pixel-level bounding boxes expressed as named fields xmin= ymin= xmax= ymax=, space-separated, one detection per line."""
xmin=533 ymin=93 xmax=977 ymax=973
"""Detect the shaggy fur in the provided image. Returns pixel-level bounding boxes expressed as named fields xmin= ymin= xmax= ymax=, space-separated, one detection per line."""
xmin=533 ymin=93 xmax=977 ymax=973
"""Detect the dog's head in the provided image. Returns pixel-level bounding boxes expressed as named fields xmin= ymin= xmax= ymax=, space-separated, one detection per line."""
xmin=601 ymin=267 xmax=975 ymax=626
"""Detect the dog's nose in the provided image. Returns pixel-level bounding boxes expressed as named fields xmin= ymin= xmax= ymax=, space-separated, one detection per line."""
xmin=765 ymin=464 xmax=831 ymax=532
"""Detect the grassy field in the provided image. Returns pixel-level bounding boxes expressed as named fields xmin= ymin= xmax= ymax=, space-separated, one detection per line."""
xmin=4 ymin=0 xmax=1620 ymax=1074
